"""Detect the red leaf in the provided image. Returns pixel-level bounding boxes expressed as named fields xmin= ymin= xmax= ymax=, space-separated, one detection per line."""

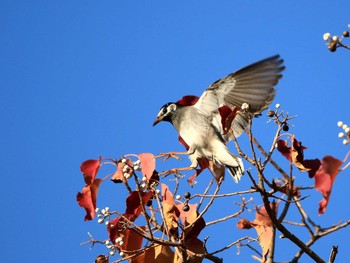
xmin=77 ymin=179 xmax=102 ymax=221
xmin=176 ymin=95 xmax=199 ymax=106
xmin=276 ymin=140 xmax=292 ymax=161
xmin=108 ymin=214 xmax=133 ymax=244
xmin=277 ymin=136 xmax=321 ymax=177
xmin=187 ymin=158 xmax=209 ymax=186
xmin=125 ymin=191 xmax=154 ymax=221
xmin=218 ymin=105 xmax=240 ymax=135
xmin=237 ymin=218 xmax=253 ymax=229
xmin=303 ymin=159 xmax=321 ymax=178
xmin=138 ymin=153 xmax=156 ymax=181
xmin=315 ymin=156 xmax=342 ymax=214
xmin=80 ymin=159 xmax=100 ymax=185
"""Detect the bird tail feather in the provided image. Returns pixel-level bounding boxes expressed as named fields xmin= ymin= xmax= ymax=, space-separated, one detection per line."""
xmin=227 ymin=164 xmax=244 ymax=183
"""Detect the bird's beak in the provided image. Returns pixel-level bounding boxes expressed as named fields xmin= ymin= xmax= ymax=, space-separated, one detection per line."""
xmin=153 ymin=116 xmax=163 ymax=126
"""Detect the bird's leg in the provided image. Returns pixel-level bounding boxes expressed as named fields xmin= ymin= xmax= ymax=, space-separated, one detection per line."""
xmin=159 ymin=166 xmax=196 ymax=177
xmin=155 ymin=151 xmax=189 ymax=161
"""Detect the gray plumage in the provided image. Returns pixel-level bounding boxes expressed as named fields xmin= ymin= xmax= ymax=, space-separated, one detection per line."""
xmin=153 ymin=55 xmax=285 ymax=183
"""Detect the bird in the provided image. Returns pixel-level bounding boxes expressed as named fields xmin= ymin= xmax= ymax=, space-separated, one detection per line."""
xmin=153 ymin=55 xmax=285 ymax=183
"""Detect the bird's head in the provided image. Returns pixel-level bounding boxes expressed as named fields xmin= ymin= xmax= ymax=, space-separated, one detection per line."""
xmin=153 ymin=102 xmax=177 ymax=126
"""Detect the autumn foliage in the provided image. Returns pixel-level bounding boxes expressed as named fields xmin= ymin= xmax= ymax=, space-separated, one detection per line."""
xmin=77 ymin=105 xmax=349 ymax=263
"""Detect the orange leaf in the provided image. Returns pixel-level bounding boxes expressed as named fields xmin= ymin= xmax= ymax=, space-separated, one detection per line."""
xmin=139 ymin=153 xmax=156 ymax=180
xmin=175 ymin=203 xmax=205 ymax=239
xmin=111 ymin=162 xmax=128 ymax=183
xmin=253 ymin=203 xmax=278 ymax=260
xmin=161 ymin=184 xmax=178 ymax=231
xmin=185 ymin=237 xmax=205 ymax=263
xmin=315 ymin=156 xmax=342 ymax=214
xmin=77 ymin=179 xmax=102 ymax=221
xmin=238 ymin=203 xmax=278 ymax=262
xmin=121 ymin=226 xmax=145 ymax=252
xmin=130 ymin=244 xmax=174 ymax=263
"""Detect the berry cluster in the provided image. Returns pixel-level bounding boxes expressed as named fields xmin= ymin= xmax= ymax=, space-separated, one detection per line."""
xmin=175 ymin=191 xmax=191 ymax=211
xmin=337 ymin=121 xmax=350 ymax=145
xmin=121 ymin=158 xmax=142 ymax=179
xmin=96 ymin=207 xmax=111 ymax=225
xmin=267 ymin=103 xmax=290 ymax=132
xmin=323 ymin=25 xmax=350 ymax=52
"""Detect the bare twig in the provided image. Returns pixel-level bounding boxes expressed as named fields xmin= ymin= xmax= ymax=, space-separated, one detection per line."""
xmin=328 ymin=246 xmax=338 ymax=263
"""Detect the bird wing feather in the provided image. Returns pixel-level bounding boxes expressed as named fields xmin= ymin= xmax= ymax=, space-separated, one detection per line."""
xmin=194 ymin=55 xmax=285 ymax=138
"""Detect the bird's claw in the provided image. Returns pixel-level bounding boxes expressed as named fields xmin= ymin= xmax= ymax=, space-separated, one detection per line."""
xmin=159 ymin=168 xmax=184 ymax=178
xmin=156 ymin=152 xmax=183 ymax=161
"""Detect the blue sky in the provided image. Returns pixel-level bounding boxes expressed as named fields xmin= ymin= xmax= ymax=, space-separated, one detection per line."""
xmin=1 ymin=1 xmax=350 ymax=262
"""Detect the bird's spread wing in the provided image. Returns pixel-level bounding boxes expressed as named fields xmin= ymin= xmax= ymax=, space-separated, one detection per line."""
xmin=194 ymin=55 xmax=285 ymax=138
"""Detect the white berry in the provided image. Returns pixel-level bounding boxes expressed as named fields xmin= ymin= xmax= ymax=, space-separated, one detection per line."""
xmin=337 ymin=121 xmax=343 ymax=127
xmin=275 ymin=103 xmax=280 ymax=109
xmin=323 ymin=33 xmax=331 ymax=41
xmin=175 ymin=195 xmax=181 ymax=200
xmin=98 ymin=218 xmax=104 ymax=224
xmin=338 ymin=132 xmax=345 ymax=138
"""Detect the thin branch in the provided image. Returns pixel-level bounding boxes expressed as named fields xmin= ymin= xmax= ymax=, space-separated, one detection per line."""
xmin=192 ymin=188 xmax=256 ymax=199
xmin=197 ymin=178 xmax=214 ymax=211
xmin=206 ymin=205 xmax=245 ymax=226
xmin=328 ymin=246 xmax=338 ymax=263
xmin=210 ymin=236 xmax=253 ymax=255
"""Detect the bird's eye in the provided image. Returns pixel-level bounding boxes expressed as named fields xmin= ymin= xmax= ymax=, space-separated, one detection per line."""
xmin=162 ymin=108 xmax=167 ymax=114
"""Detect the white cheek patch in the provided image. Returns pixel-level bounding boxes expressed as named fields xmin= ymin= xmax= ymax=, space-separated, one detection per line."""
xmin=169 ymin=104 xmax=177 ymax=112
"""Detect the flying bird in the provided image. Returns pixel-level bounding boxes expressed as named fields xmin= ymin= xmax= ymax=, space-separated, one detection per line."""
xmin=153 ymin=55 xmax=285 ymax=183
